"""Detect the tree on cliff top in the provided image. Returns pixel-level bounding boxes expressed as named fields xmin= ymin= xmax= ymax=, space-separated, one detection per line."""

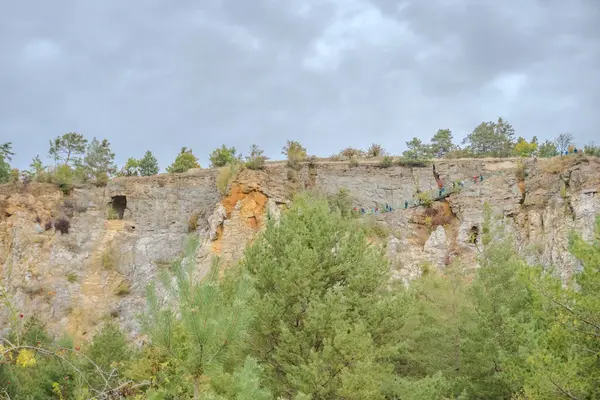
xmin=513 ymin=136 xmax=538 ymax=157
xmin=49 ymin=132 xmax=88 ymax=166
xmin=430 ymin=129 xmax=456 ymax=158
xmin=282 ymin=140 xmax=307 ymax=166
xmin=403 ymin=137 xmax=431 ymax=160
xmin=554 ymin=132 xmax=574 ymax=154
xmin=209 ymin=145 xmax=240 ymax=168
xmin=166 ymin=147 xmax=200 ymax=173
xmin=462 ymin=117 xmax=515 ymax=157
xmin=0 ymin=142 xmax=14 ymax=184
xmin=83 ymin=137 xmax=116 ymax=183
xmin=138 ymin=150 xmax=160 ymax=176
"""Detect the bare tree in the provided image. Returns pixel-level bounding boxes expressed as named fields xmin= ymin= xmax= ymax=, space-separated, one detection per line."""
xmin=554 ymin=133 xmax=574 ymax=154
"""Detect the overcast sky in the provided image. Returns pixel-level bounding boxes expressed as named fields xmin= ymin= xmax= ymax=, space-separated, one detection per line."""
xmin=1 ymin=0 xmax=598 ymax=170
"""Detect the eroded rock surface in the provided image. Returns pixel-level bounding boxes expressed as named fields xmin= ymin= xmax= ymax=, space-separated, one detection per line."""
xmin=1 ymin=156 xmax=599 ymax=340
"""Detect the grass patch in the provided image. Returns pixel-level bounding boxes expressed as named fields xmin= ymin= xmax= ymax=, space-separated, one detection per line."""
xmin=106 ymin=207 xmax=119 ymax=220
xmin=515 ymin=160 xmax=526 ymax=181
xmin=216 ymin=162 xmax=242 ymax=195
xmin=115 ymin=280 xmax=130 ymax=296
xmin=363 ymin=216 xmax=391 ymax=239
xmin=101 ymin=246 xmax=117 ymax=270
xmin=66 ymin=273 xmax=77 ymax=283
xmin=188 ymin=212 xmax=200 ymax=233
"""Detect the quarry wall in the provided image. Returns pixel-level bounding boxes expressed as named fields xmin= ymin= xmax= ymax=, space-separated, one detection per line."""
xmin=1 ymin=155 xmax=599 ymax=342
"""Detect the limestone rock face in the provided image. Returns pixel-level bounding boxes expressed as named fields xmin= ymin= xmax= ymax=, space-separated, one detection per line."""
xmin=1 ymin=156 xmax=599 ymax=340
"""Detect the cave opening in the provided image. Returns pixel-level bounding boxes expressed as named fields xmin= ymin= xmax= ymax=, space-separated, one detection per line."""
xmin=111 ymin=195 xmax=127 ymax=220
xmin=469 ymin=225 xmax=479 ymax=245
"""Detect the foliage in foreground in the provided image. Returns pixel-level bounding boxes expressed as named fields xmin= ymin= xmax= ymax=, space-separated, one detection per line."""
xmin=2 ymin=195 xmax=599 ymax=399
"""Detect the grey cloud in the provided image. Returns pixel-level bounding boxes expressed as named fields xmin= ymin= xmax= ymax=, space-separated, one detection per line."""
xmin=1 ymin=0 xmax=598 ymax=171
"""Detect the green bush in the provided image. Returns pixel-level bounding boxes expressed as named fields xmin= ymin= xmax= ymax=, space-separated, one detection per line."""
xmin=396 ymin=158 xmax=430 ymax=168
xmin=166 ymin=147 xmax=200 ymax=173
xmin=209 ymin=145 xmax=239 ymax=168
xmin=327 ymin=188 xmax=353 ymax=218
xmin=245 ymin=144 xmax=268 ymax=170
xmin=417 ymin=191 xmax=433 ymax=207
xmin=282 ymin=140 xmax=307 ymax=167
xmin=53 ymin=164 xmax=74 ymax=194
xmin=378 ymin=155 xmax=394 ymax=168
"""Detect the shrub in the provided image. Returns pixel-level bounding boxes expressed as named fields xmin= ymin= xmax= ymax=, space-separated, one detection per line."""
xmin=44 ymin=220 xmax=53 ymax=231
xmin=53 ymin=164 xmax=74 ymax=195
xmin=209 ymin=145 xmax=239 ymax=168
xmin=515 ymin=160 xmax=526 ymax=181
xmin=115 ymin=281 xmax=130 ymax=296
xmin=363 ymin=217 xmax=391 ymax=239
xmin=94 ymin=171 xmax=109 ymax=187
xmin=378 ymin=155 xmax=394 ymax=168
xmin=75 ymin=201 xmax=88 ymax=213
xmin=340 ymin=147 xmax=364 ymax=160
xmin=166 ymin=147 xmax=200 ymax=173
xmin=349 ymin=157 xmax=359 ymax=168
xmin=101 ymin=246 xmax=116 ymax=270
xmin=327 ymin=188 xmax=353 ymax=218
xmin=397 ymin=158 xmax=430 ymax=168
xmin=425 ymin=216 xmax=433 ymax=232
xmin=10 ymin=168 xmax=20 ymax=183
xmin=66 ymin=273 xmax=77 ymax=283
xmin=417 ymin=192 xmax=433 ymax=208
xmin=62 ymin=200 xmax=75 ymax=218
xmin=282 ymin=140 xmax=307 ymax=167
xmin=106 ymin=207 xmax=119 ymax=220
xmin=245 ymin=144 xmax=268 ymax=170
xmin=54 ymin=218 xmax=70 ymax=234
xmin=188 ymin=212 xmax=200 ymax=233
xmin=216 ymin=162 xmax=241 ymax=195
xmin=366 ymin=143 xmax=386 ymax=158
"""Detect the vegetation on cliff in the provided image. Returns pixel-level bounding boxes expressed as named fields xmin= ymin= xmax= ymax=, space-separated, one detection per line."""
xmin=1 ymin=194 xmax=599 ymax=399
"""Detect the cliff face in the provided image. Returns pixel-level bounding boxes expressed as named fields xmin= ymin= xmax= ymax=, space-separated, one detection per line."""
xmin=1 ymin=156 xmax=599 ymax=342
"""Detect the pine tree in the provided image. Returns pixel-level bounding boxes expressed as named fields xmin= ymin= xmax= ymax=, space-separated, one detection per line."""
xmin=83 ymin=137 xmax=116 ymax=182
xmin=403 ymin=137 xmax=431 ymax=160
xmin=0 ymin=142 xmax=14 ymax=184
xmin=138 ymin=150 xmax=160 ymax=176
xmin=243 ymin=193 xmax=407 ymax=399
xmin=524 ymin=217 xmax=600 ymax=398
xmin=430 ymin=129 xmax=456 ymax=158
xmin=459 ymin=204 xmax=542 ymax=398
xmin=462 ymin=117 xmax=516 ymax=157
xmin=166 ymin=147 xmax=200 ymax=173
xmin=138 ymin=238 xmax=256 ymax=399
xmin=49 ymin=132 xmax=88 ymax=166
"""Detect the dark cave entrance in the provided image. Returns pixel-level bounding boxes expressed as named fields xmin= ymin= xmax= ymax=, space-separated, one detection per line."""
xmin=111 ymin=195 xmax=127 ymax=220
xmin=468 ymin=225 xmax=479 ymax=245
